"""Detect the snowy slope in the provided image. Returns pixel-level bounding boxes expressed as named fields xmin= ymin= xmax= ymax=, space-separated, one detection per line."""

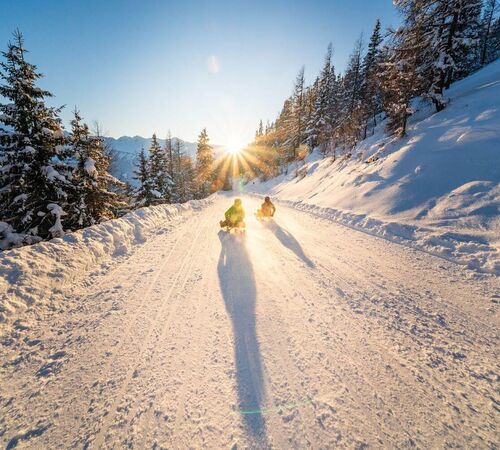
xmin=0 ymin=195 xmax=498 ymax=448
xmin=249 ymin=60 xmax=500 ymax=274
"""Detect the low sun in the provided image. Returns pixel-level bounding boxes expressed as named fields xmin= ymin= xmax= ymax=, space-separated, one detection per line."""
xmin=225 ymin=138 xmax=246 ymax=155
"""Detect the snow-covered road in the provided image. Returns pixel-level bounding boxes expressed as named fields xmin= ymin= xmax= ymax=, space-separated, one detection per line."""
xmin=1 ymin=195 xmax=498 ymax=449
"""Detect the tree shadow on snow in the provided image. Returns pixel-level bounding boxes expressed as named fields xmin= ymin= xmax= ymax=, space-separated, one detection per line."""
xmin=264 ymin=221 xmax=315 ymax=268
xmin=217 ymin=231 xmax=267 ymax=441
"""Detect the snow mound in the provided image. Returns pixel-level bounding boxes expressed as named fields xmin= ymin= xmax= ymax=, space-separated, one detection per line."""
xmin=249 ymin=60 xmax=500 ymax=275
xmin=0 ymin=198 xmax=212 ymax=328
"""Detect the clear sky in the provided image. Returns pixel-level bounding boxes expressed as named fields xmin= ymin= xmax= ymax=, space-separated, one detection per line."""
xmin=2 ymin=0 xmax=400 ymax=147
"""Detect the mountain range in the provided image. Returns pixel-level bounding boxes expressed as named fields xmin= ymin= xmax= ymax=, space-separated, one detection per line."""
xmin=104 ymin=135 xmax=224 ymax=185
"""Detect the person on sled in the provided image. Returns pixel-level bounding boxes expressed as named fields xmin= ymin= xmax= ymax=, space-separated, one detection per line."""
xmin=256 ymin=196 xmax=276 ymax=219
xmin=220 ymin=198 xmax=246 ymax=229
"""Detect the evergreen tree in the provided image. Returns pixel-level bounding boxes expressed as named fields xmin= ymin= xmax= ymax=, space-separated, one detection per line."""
xmin=379 ymin=24 xmax=427 ymax=136
xmin=162 ymin=131 xmax=175 ymax=203
xmin=337 ymin=36 xmax=365 ymax=149
xmin=255 ymin=120 xmax=264 ymax=138
xmin=395 ymin=0 xmax=482 ymax=111
xmin=171 ymin=138 xmax=184 ymax=203
xmin=0 ymin=30 xmax=72 ymax=239
xmin=479 ymin=0 xmax=499 ymax=65
xmin=361 ymin=19 xmax=384 ymax=137
xmin=195 ymin=128 xmax=215 ymax=197
xmin=67 ymin=109 xmax=124 ymax=228
xmin=179 ymin=154 xmax=196 ymax=202
xmin=309 ymin=43 xmax=336 ymax=150
xmin=133 ymin=148 xmax=154 ymax=206
xmin=148 ymin=133 xmax=168 ymax=202
xmin=289 ymin=66 xmax=306 ymax=158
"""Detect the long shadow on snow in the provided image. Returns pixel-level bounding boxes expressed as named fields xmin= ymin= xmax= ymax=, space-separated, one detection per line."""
xmin=263 ymin=220 xmax=315 ymax=268
xmin=217 ymin=231 xmax=266 ymax=439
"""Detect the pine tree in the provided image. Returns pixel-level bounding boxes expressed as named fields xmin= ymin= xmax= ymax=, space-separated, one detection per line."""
xmin=180 ymin=154 xmax=196 ymax=202
xmin=290 ymin=66 xmax=306 ymax=158
xmin=67 ymin=110 xmax=124 ymax=228
xmin=361 ymin=19 xmax=384 ymax=137
xmin=379 ymin=23 xmax=427 ymax=136
xmin=395 ymin=0 xmax=482 ymax=111
xmin=133 ymin=148 xmax=154 ymax=206
xmin=255 ymin=120 xmax=264 ymax=138
xmin=148 ymin=133 xmax=168 ymax=202
xmin=479 ymin=0 xmax=499 ymax=65
xmin=0 ymin=30 xmax=72 ymax=240
xmin=309 ymin=43 xmax=337 ymax=150
xmin=170 ymin=138 xmax=183 ymax=203
xmin=164 ymin=132 xmax=175 ymax=197
xmin=337 ymin=36 xmax=365 ymax=149
xmin=195 ymin=128 xmax=215 ymax=198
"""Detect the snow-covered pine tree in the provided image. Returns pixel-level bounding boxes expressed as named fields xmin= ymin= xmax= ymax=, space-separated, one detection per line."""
xmin=170 ymin=137 xmax=183 ymax=203
xmin=0 ymin=30 xmax=72 ymax=241
xmin=479 ymin=0 xmax=500 ymax=65
xmin=303 ymin=79 xmax=318 ymax=150
xmin=148 ymin=133 xmax=168 ymax=203
xmin=361 ymin=19 xmax=384 ymax=137
xmin=161 ymin=132 xmax=175 ymax=202
xmin=67 ymin=109 xmax=124 ymax=228
xmin=337 ymin=36 xmax=365 ymax=150
xmin=396 ymin=0 xmax=482 ymax=111
xmin=133 ymin=148 xmax=155 ymax=206
xmin=195 ymin=128 xmax=215 ymax=198
xmin=273 ymin=97 xmax=294 ymax=173
xmin=180 ymin=153 xmax=196 ymax=202
xmin=309 ymin=43 xmax=336 ymax=151
xmin=379 ymin=22 xmax=427 ymax=137
xmin=289 ymin=66 xmax=306 ymax=159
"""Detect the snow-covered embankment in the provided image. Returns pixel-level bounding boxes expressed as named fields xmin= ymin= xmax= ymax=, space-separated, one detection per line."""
xmin=0 ymin=199 xmax=211 ymax=327
xmin=249 ymin=60 xmax=500 ymax=275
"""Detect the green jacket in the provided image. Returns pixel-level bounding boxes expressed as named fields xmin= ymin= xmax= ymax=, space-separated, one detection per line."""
xmin=225 ymin=205 xmax=245 ymax=224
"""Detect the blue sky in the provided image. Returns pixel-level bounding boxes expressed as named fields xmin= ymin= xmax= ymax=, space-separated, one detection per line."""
xmin=2 ymin=0 xmax=400 ymax=147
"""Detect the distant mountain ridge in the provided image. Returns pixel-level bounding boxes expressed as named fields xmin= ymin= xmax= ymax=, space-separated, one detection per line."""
xmin=105 ymin=135 xmax=224 ymax=186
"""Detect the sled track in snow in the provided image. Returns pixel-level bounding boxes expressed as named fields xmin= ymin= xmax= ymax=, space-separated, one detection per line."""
xmin=92 ymin=213 xmax=211 ymax=448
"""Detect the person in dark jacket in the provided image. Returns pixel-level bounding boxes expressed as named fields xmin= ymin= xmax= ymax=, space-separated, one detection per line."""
xmin=256 ymin=196 xmax=276 ymax=218
xmin=220 ymin=198 xmax=245 ymax=228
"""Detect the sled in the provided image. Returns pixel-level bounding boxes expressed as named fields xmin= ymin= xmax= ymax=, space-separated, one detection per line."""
xmin=255 ymin=209 xmax=274 ymax=221
xmin=219 ymin=220 xmax=246 ymax=233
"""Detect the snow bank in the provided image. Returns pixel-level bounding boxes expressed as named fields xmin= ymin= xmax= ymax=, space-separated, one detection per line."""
xmin=0 ymin=198 xmax=212 ymax=327
xmin=248 ymin=61 xmax=500 ymax=275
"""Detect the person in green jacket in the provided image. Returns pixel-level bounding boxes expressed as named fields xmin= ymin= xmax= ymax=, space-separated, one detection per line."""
xmin=220 ymin=198 xmax=245 ymax=229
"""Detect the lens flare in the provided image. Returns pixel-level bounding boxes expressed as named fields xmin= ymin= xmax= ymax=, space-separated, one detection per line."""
xmin=225 ymin=138 xmax=245 ymax=155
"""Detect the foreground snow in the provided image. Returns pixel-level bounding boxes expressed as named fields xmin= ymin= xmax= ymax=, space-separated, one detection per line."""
xmin=249 ymin=60 xmax=500 ymax=275
xmin=0 ymin=195 xmax=498 ymax=448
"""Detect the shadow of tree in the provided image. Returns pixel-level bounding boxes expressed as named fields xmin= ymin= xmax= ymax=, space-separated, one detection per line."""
xmin=217 ymin=231 xmax=267 ymax=440
xmin=264 ymin=221 xmax=315 ymax=268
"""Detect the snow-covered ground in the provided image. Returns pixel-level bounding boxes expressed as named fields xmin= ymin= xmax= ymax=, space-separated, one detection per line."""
xmin=0 ymin=194 xmax=498 ymax=448
xmin=249 ymin=60 xmax=500 ymax=275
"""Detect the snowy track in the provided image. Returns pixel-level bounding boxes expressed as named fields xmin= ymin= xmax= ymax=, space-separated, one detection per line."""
xmin=1 ymin=195 xmax=498 ymax=449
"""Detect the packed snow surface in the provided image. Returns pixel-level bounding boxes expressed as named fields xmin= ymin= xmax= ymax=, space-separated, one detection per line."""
xmin=249 ymin=60 xmax=500 ymax=275
xmin=0 ymin=194 xmax=498 ymax=448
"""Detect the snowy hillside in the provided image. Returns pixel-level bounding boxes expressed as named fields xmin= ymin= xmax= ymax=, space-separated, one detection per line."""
xmin=106 ymin=135 xmax=225 ymax=185
xmin=249 ymin=60 xmax=500 ymax=274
